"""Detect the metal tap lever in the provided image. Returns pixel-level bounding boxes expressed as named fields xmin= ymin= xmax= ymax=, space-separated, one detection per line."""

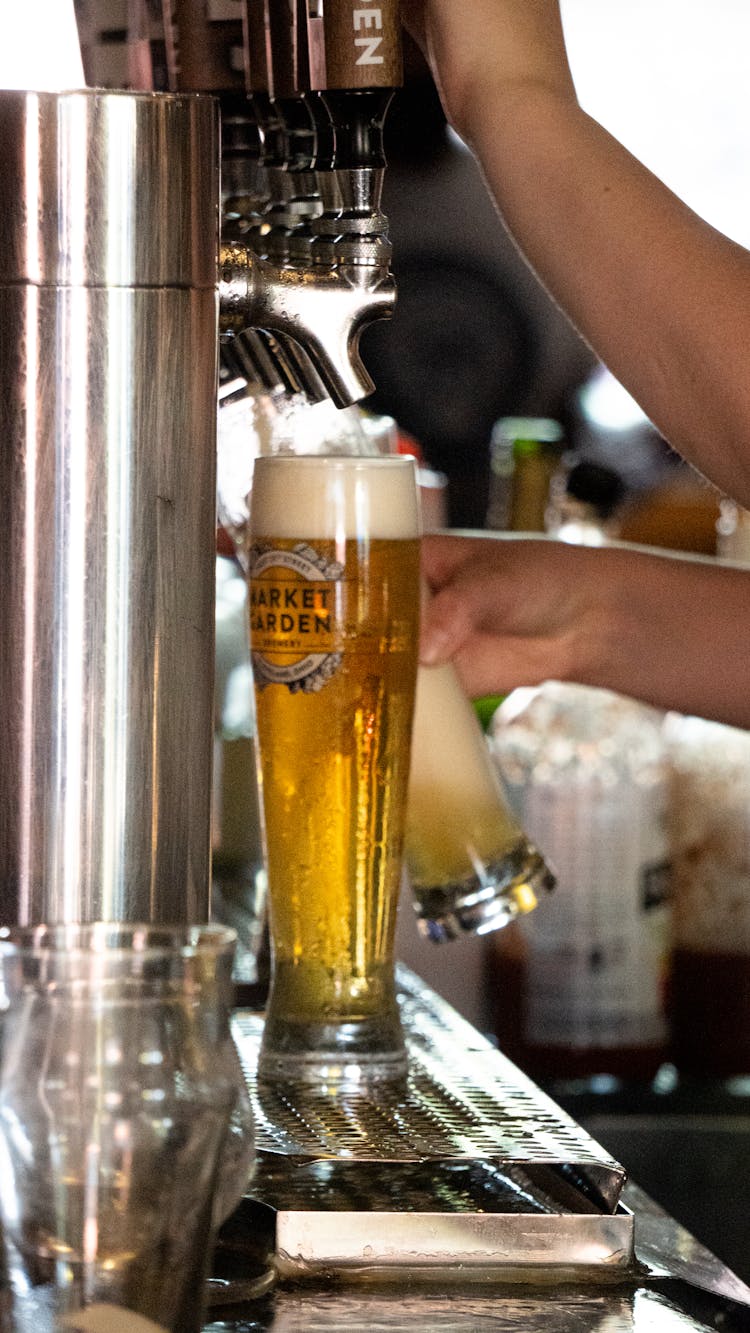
xmin=220 ymin=240 xmax=394 ymax=406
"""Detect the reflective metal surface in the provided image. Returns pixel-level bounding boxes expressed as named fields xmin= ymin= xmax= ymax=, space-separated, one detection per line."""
xmin=0 ymin=91 xmax=219 ymax=924
xmin=236 ymin=969 xmax=625 ymax=1189
xmin=271 ymin=1209 xmax=633 ymax=1281
xmin=228 ymin=969 xmax=631 ymax=1280
xmin=0 ymin=90 xmax=218 ymax=286
xmin=205 ymin=1284 xmax=750 ymax=1332
xmin=625 ymin=1182 xmax=750 ymax=1307
xmin=207 ymin=971 xmax=750 ymax=1329
xmin=219 ymin=240 xmax=394 ymax=406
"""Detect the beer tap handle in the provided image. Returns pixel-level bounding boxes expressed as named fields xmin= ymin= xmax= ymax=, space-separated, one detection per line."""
xmin=307 ymin=0 xmax=402 ymax=211
xmin=316 ymin=85 xmax=393 ymax=227
xmin=241 ymin=0 xmax=271 ymax=95
xmin=239 ymin=0 xmax=329 ymax=402
xmin=307 ymin=0 xmax=402 ymax=359
xmin=161 ymin=0 xmax=245 ymax=92
xmin=220 ymin=239 xmax=393 ymax=406
xmin=218 ymin=0 xmax=404 ymax=404
xmin=303 ymin=0 xmax=402 ymax=92
xmin=251 ymin=0 xmax=320 ymax=251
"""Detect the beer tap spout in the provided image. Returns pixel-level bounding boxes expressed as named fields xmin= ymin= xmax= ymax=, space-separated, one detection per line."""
xmin=219 ymin=239 xmax=394 ymax=406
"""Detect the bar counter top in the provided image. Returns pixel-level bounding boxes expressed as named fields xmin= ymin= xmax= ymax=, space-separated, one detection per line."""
xmin=204 ymin=971 xmax=750 ymax=1332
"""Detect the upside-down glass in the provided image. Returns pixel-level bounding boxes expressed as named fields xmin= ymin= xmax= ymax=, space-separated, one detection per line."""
xmin=0 ymin=924 xmax=254 ymax=1333
xmin=248 ymin=455 xmax=421 ymax=1085
xmin=405 ymin=663 xmax=555 ymax=942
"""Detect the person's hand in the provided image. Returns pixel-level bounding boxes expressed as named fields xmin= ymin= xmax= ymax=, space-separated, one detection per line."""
xmin=420 ymin=532 xmax=601 ymax=699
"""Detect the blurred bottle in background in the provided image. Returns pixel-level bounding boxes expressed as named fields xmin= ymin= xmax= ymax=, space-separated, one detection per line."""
xmin=486 ymin=417 xmax=565 ymax=532
xmin=716 ymin=498 xmax=750 ymax=563
xmin=655 ymin=498 xmax=750 ymax=1080
xmin=487 ymin=683 xmax=672 ymax=1087
xmin=485 ymin=456 xmax=670 ymax=1089
xmin=546 ymin=458 xmax=625 ymax=547
xmin=664 ymin=713 xmax=750 ymax=1081
xmin=566 ymin=362 xmax=721 ymax=556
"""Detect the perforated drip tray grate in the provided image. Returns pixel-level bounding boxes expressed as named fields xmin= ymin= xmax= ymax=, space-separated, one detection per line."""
xmin=230 ymin=968 xmax=634 ymax=1279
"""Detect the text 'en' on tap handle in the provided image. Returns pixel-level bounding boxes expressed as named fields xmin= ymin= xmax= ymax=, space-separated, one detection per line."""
xmin=306 ymin=0 xmax=403 ymax=92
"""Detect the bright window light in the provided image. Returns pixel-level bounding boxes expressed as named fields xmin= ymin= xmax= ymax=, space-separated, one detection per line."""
xmin=579 ymin=365 xmax=649 ymax=432
xmin=561 ymin=0 xmax=750 ymax=247
xmin=0 ymin=0 xmax=85 ymax=90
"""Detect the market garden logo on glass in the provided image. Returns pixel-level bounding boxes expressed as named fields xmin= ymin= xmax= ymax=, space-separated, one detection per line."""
xmin=248 ymin=541 xmax=343 ymax=693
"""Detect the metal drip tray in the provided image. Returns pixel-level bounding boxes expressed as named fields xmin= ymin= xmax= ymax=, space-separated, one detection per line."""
xmin=230 ymin=968 xmax=634 ymax=1279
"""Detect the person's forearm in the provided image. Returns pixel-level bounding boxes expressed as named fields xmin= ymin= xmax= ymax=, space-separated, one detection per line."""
xmin=411 ymin=0 xmax=750 ymax=507
xmin=575 ymin=545 xmax=750 ymax=728
xmin=469 ymin=90 xmax=750 ymax=506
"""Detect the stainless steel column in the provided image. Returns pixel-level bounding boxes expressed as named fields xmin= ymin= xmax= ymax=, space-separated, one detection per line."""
xmin=0 ymin=90 xmax=220 ymax=924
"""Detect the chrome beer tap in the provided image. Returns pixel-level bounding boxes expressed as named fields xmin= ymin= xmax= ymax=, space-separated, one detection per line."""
xmin=162 ymin=0 xmax=327 ymax=401
xmin=304 ymin=0 xmax=402 ymax=400
xmin=258 ymin=3 xmax=321 ymax=269
xmin=162 ymin=0 xmax=401 ymax=406
xmin=0 ymin=88 xmax=221 ymax=927
xmin=215 ymin=0 xmax=402 ymax=407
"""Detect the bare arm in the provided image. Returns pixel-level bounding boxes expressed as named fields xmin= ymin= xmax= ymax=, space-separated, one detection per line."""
xmin=421 ymin=533 xmax=750 ymax=730
xmin=404 ymin=0 xmax=750 ymax=507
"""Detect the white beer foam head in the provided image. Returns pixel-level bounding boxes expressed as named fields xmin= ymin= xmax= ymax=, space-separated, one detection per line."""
xmin=251 ymin=456 xmax=421 ymax=540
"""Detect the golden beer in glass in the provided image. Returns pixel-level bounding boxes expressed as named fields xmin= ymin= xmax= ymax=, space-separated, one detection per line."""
xmin=248 ymin=455 xmax=420 ymax=1084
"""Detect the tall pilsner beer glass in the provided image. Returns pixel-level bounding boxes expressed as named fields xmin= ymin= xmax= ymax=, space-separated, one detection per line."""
xmin=249 ymin=456 xmax=421 ymax=1084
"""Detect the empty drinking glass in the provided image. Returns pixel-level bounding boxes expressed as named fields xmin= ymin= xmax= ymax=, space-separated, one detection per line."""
xmin=0 ymin=923 xmax=254 ymax=1333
